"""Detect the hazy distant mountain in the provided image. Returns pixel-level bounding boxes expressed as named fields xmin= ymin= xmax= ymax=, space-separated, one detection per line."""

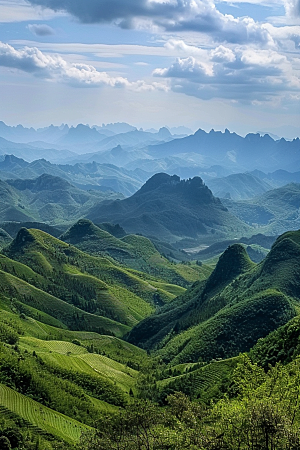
xmin=57 ymin=124 xmax=106 ymax=145
xmin=87 ymin=173 xmax=250 ymax=244
xmin=0 ymin=137 xmax=76 ymax=163
xmin=0 ymin=121 xmax=69 ymax=144
xmin=257 ymin=131 xmax=281 ymax=141
xmin=80 ymin=145 xmax=151 ymax=168
xmin=0 ymin=155 xmax=148 ymax=196
xmin=0 ymin=121 xmax=38 ymax=143
xmin=1 ymin=122 xmax=299 ymax=174
xmin=94 ymin=122 xmax=137 ymax=134
xmin=0 ymin=121 xmax=135 ymax=144
xmin=208 ymin=173 xmax=273 ymax=200
xmin=147 ymin=128 xmax=300 ymax=172
xmin=223 ymin=183 xmax=300 ymax=234
xmin=168 ymin=126 xmax=193 ymax=135
xmin=251 ymin=169 xmax=300 ymax=187
xmin=145 ymin=126 xmax=193 ymax=136
xmin=77 ymin=127 xmax=174 ymax=155
xmin=0 ymin=174 xmax=119 ymax=224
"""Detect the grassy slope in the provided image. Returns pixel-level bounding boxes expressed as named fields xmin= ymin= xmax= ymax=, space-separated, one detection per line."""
xmin=1 ymin=228 xmax=195 ymax=334
xmin=0 ymin=226 xmax=209 ymax=447
xmin=60 ymin=219 xmax=212 ymax=287
xmin=128 ymin=237 xmax=300 ymax=364
xmin=0 ymin=296 xmax=148 ymax=444
xmin=19 ymin=337 xmax=138 ymax=394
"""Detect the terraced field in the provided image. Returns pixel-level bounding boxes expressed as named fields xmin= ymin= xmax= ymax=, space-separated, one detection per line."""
xmin=80 ymin=353 xmax=137 ymax=391
xmin=20 ymin=337 xmax=87 ymax=355
xmin=19 ymin=337 xmax=138 ymax=393
xmin=157 ymin=358 xmax=239 ymax=400
xmin=149 ymin=282 xmax=186 ymax=298
xmin=0 ymin=384 xmax=91 ymax=443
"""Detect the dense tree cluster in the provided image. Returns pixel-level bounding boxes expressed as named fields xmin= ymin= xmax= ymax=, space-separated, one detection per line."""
xmin=78 ymin=356 xmax=300 ymax=450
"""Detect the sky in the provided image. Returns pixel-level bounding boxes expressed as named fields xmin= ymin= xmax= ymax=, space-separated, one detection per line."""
xmin=0 ymin=0 xmax=299 ymax=137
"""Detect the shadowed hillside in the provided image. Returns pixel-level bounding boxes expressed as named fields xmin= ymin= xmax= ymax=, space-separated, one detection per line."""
xmin=127 ymin=232 xmax=300 ymax=363
xmin=87 ymin=173 xmax=250 ymax=244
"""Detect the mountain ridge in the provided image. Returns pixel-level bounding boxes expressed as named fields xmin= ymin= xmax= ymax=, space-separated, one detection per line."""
xmin=87 ymin=173 xmax=250 ymax=244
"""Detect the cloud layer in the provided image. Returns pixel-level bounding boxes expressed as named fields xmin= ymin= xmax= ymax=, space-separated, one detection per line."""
xmin=0 ymin=41 xmax=162 ymax=91
xmin=1 ymin=1 xmax=298 ymax=107
xmin=26 ymin=0 xmax=275 ymax=45
xmin=154 ymin=43 xmax=299 ymax=102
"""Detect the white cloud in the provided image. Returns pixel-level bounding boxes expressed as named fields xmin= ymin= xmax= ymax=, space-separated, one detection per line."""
xmin=0 ymin=41 xmax=166 ymax=91
xmin=211 ymin=45 xmax=236 ymax=62
xmin=9 ymin=40 xmax=174 ymax=57
xmin=154 ymin=45 xmax=299 ymax=101
xmin=217 ymin=0 xmax=283 ymax=4
xmin=164 ymin=39 xmax=208 ymax=58
xmin=154 ymin=56 xmax=214 ymax=79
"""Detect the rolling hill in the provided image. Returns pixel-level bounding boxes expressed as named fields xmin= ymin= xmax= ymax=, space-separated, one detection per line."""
xmin=208 ymin=172 xmax=273 ymax=200
xmin=60 ymin=219 xmax=212 ymax=287
xmin=0 ymin=154 xmax=147 ymax=196
xmin=1 ymin=227 xmax=191 ymax=331
xmin=127 ymin=231 xmax=300 ymax=364
xmin=0 ymin=174 xmax=119 ymax=225
xmin=223 ymin=183 xmax=300 ymax=234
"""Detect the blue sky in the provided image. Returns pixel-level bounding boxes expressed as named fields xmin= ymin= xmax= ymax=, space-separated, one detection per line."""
xmin=0 ymin=0 xmax=299 ymax=137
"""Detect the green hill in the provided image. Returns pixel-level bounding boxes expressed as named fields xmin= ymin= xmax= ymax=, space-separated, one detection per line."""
xmin=60 ymin=219 xmax=212 ymax=287
xmin=0 ymin=384 xmax=91 ymax=444
xmin=0 ymin=288 xmax=149 ymax=447
xmin=128 ymin=233 xmax=300 ymax=363
xmin=224 ymin=183 xmax=300 ymax=235
xmin=0 ymin=174 xmax=116 ymax=226
xmin=208 ymin=172 xmax=272 ymax=200
xmin=1 ymin=227 xmax=193 ymax=334
xmin=1 ymin=227 xmax=300 ymax=449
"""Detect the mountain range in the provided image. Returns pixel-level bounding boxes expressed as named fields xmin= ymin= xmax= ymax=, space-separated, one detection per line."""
xmin=223 ymin=183 xmax=300 ymax=235
xmin=1 ymin=220 xmax=300 ymax=447
xmin=0 ymin=154 xmax=148 ymax=196
xmin=146 ymin=128 xmax=300 ymax=172
xmin=1 ymin=119 xmax=300 ymax=450
xmin=1 ymin=122 xmax=300 ymax=176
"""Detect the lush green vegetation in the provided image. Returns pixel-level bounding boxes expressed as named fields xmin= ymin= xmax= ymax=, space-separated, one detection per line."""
xmin=87 ymin=173 xmax=250 ymax=244
xmin=60 ymin=219 xmax=212 ymax=287
xmin=79 ymin=357 xmax=300 ymax=450
xmin=2 ymin=226 xmax=300 ymax=449
xmin=0 ymin=227 xmax=195 ymax=336
xmin=127 ymin=236 xmax=300 ymax=364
